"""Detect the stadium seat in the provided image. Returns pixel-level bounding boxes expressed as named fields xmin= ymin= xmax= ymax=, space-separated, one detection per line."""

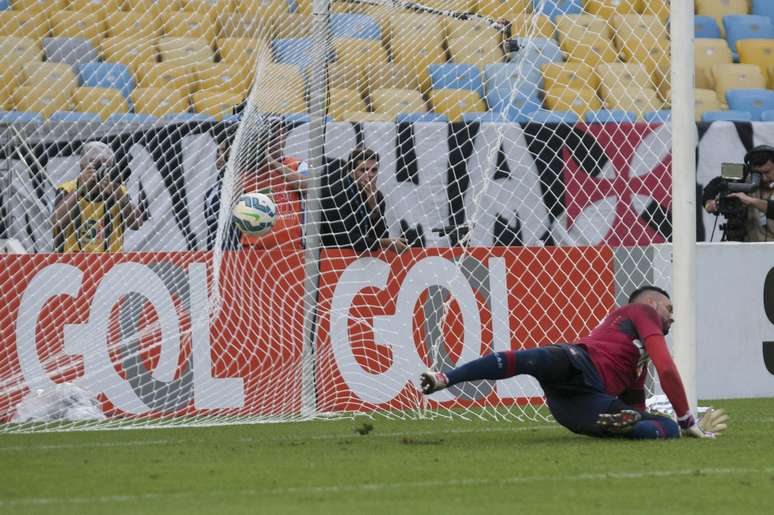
xmin=164 ymin=11 xmax=217 ymax=46
xmin=542 ymin=62 xmax=598 ymax=92
xmin=196 ymin=62 xmax=251 ymax=98
xmin=249 ymin=87 xmax=307 ymax=114
xmin=583 ymin=0 xmax=639 ymax=18
xmin=100 ymin=37 xmax=158 ymax=75
xmin=428 ymin=64 xmax=484 ymax=97
xmin=695 ymin=39 xmax=734 ymax=90
xmin=217 ymin=37 xmax=271 ymax=64
xmin=333 ymin=39 xmax=388 ymax=68
xmin=726 ymin=89 xmax=774 ymax=121
xmin=365 ymin=62 xmax=418 ymax=96
xmin=328 ymin=62 xmax=365 ymax=95
xmin=0 ymin=37 xmax=42 ymax=71
xmin=544 ymin=87 xmax=601 ymax=117
xmin=429 ymin=89 xmax=486 ymax=122
xmin=0 ymin=111 xmax=44 ymax=124
xmin=695 ymin=88 xmax=723 ymax=121
xmin=508 ymin=38 xmax=563 ymax=87
xmin=105 ymin=10 xmax=161 ymax=40
xmin=70 ymin=0 xmax=125 ymax=16
xmin=701 ymin=110 xmax=754 ymax=122
xmin=273 ymin=38 xmax=317 ymax=72
xmin=327 ymin=87 xmax=366 ymax=121
xmin=643 ymin=109 xmax=671 ymax=123
xmin=484 ymin=63 xmax=542 ymax=116
xmin=751 ymin=0 xmax=774 ymax=19
xmin=395 ymin=112 xmax=448 ymax=123
xmin=507 ymin=14 xmax=555 ymax=39
xmin=0 ymin=11 xmax=48 ymax=40
xmin=12 ymin=0 xmax=67 ymax=13
xmin=447 ymin=34 xmax=504 ymax=68
xmin=235 ymin=0 xmax=290 ymax=18
xmin=370 ymin=88 xmax=427 ymax=117
xmin=622 ymin=37 xmax=670 ymax=74
xmin=584 ymin=109 xmax=637 ymax=123
xmin=158 ymin=37 xmax=213 ymax=65
xmin=761 ymin=110 xmax=774 ymax=121
xmin=475 ymin=0 xmax=531 ymax=20
xmin=389 ymin=14 xmax=446 ymax=92
xmin=640 ymin=0 xmax=670 ymax=21
xmin=712 ymin=64 xmax=767 ymax=101
xmin=610 ymin=14 xmax=668 ymax=54
xmin=14 ymin=85 xmax=71 ymax=118
xmin=524 ymin=109 xmax=579 ymax=123
xmin=0 ymin=67 xmax=13 ymax=111
xmin=254 ymin=63 xmax=305 ymax=93
xmin=562 ymin=34 xmax=618 ymax=67
xmin=43 ymin=38 xmax=98 ymax=67
xmin=131 ymin=87 xmax=189 ymax=117
xmin=737 ymin=39 xmax=774 ymax=83
xmin=272 ymin=14 xmax=313 ymax=40
xmin=192 ymin=90 xmax=242 ymax=120
xmin=77 ymin=62 xmax=135 ymax=100
xmin=216 ymin=12 xmax=273 ymax=39
xmin=596 ymin=62 xmax=653 ymax=101
xmin=22 ymin=62 xmax=77 ymax=96
xmin=49 ymin=111 xmax=103 ymax=123
xmin=49 ymin=10 xmax=104 ymax=49
xmin=697 ymin=0 xmax=749 ymax=34
xmin=556 ymin=14 xmax=610 ymax=46
xmin=531 ymin=0 xmax=583 ymax=21
xmin=723 ymin=15 xmax=774 ymax=56
xmin=107 ymin=112 xmax=158 ymax=123
xmin=603 ymin=88 xmax=662 ymax=118
xmin=694 ymin=15 xmax=723 ymax=38
xmin=329 ymin=13 xmax=381 ymax=40
xmin=137 ymin=62 xmax=196 ymax=97
xmin=72 ymin=86 xmax=129 ymax=121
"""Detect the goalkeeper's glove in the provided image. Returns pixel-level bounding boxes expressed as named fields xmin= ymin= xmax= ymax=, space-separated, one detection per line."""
xmin=678 ymin=408 xmax=729 ymax=438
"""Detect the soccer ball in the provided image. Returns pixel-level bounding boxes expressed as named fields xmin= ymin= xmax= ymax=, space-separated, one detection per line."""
xmin=232 ymin=191 xmax=276 ymax=236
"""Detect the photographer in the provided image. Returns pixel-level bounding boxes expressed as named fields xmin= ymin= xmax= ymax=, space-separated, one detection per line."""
xmin=52 ymin=141 xmax=147 ymax=252
xmin=702 ymin=145 xmax=774 ymax=242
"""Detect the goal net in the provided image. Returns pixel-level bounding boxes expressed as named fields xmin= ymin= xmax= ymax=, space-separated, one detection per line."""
xmin=0 ymin=0 xmax=678 ymax=432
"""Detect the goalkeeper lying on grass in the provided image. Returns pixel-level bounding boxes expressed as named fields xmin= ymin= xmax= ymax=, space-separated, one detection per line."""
xmin=421 ymin=285 xmax=728 ymax=440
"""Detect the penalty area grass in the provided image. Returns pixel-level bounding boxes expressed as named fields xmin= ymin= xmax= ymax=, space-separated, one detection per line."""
xmin=1 ymin=398 xmax=773 ymax=515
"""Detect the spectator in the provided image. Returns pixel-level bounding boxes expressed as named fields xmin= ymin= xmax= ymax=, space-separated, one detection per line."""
xmin=52 ymin=141 xmax=147 ymax=252
xmin=204 ymin=123 xmax=240 ymax=250
xmin=321 ymin=147 xmax=408 ymax=253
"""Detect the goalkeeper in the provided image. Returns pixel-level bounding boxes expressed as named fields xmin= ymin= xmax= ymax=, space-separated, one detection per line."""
xmin=421 ymin=286 xmax=728 ymax=439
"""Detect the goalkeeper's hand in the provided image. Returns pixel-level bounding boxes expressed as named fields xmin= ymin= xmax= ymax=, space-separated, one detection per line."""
xmin=678 ymin=408 xmax=729 ymax=438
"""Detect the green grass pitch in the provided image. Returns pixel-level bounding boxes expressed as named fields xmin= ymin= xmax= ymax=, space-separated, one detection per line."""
xmin=1 ymin=398 xmax=774 ymax=515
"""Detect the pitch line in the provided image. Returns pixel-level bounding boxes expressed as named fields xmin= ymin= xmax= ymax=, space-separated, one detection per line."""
xmin=0 ymin=424 xmax=560 ymax=452
xmin=2 ymin=467 xmax=772 ymax=507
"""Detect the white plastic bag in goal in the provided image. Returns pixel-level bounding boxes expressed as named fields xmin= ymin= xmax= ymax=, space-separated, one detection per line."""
xmin=12 ymin=383 xmax=105 ymax=423
xmin=646 ymin=394 xmax=710 ymax=417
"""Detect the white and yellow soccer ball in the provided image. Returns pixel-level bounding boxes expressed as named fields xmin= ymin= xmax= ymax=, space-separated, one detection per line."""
xmin=232 ymin=191 xmax=276 ymax=237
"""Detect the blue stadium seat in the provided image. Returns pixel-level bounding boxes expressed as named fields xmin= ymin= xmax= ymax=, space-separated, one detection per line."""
xmin=0 ymin=0 xmax=9 ymax=10
xmin=506 ymin=38 xmax=563 ymax=87
xmin=584 ymin=110 xmax=638 ymax=123
xmin=49 ymin=111 xmax=102 ymax=123
xmin=484 ymin=63 xmax=542 ymax=118
xmin=643 ymin=110 xmax=672 ymax=123
xmin=726 ymin=89 xmax=774 ymax=121
xmin=107 ymin=113 xmax=159 ymax=123
xmin=761 ymin=110 xmax=774 ymax=121
xmin=723 ymin=15 xmax=774 ymax=56
xmin=751 ymin=0 xmax=774 ymax=20
xmin=428 ymin=64 xmax=484 ymax=97
xmin=329 ymin=14 xmax=381 ymax=40
xmin=701 ymin=110 xmax=754 ymax=122
xmin=694 ymin=16 xmax=722 ymax=38
xmin=395 ymin=112 xmax=448 ymax=123
xmin=524 ymin=109 xmax=579 ymax=123
xmin=531 ymin=0 xmax=582 ymax=21
xmin=77 ymin=63 xmax=135 ymax=100
xmin=162 ymin=113 xmax=217 ymax=123
xmin=0 ymin=111 xmax=44 ymax=124
xmin=461 ymin=111 xmax=520 ymax=123
xmin=273 ymin=38 xmax=328 ymax=72
xmin=278 ymin=113 xmax=332 ymax=124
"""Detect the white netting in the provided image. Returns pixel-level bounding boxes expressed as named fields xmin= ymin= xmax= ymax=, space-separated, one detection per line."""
xmin=0 ymin=0 xmax=682 ymax=432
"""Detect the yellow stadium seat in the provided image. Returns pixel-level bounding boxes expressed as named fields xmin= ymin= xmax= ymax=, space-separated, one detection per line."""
xmin=640 ymin=0 xmax=670 ymax=21
xmin=217 ymin=12 xmax=273 ymax=39
xmin=353 ymin=5 xmax=391 ymax=45
xmin=72 ymin=87 xmax=128 ymax=121
xmin=476 ymin=0 xmax=531 ymax=20
xmin=365 ymin=62 xmax=419 ymax=97
xmin=695 ymin=89 xmax=724 ymax=121
xmin=196 ymin=62 xmax=251 ymax=98
xmin=711 ymin=63 xmax=766 ymax=101
xmin=158 ymin=37 xmax=213 ymax=65
xmin=390 ymin=14 xmax=446 ymax=91
xmin=125 ymin=0 xmax=180 ymax=11
xmin=22 ymin=62 xmax=77 ymax=95
xmin=445 ymin=17 xmax=498 ymax=40
xmin=0 ymin=66 xmax=14 ymax=110
xmin=603 ymin=88 xmax=662 ymax=118
xmin=105 ymin=10 xmax=161 ymax=40
xmin=192 ymin=90 xmax=242 ymax=120
xmin=100 ymin=37 xmax=158 ymax=74
xmin=14 ymin=84 xmax=71 ymax=118
xmin=696 ymin=0 xmax=749 ymax=35
xmin=542 ymin=62 xmax=598 ymax=91
xmin=181 ymin=0 xmax=233 ymax=19
xmin=272 ymin=13 xmax=313 ymax=39
xmin=422 ymin=0 xmax=476 ymax=11
xmin=236 ymin=0 xmax=290 ymax=19
xmin=137 ymin=62 xmax=196 ymax=96
xmin=562 ymin=34 xmax=618 ymax=67
xmin=0 ymin=37 xmax=43 ymax=73
xmin=254 ymin=63 xmax=305 ymax=91
xmin=611 ymin=14 xmax=668 ymax=56
xmin=328 ymin=87 xmax=367 ymax=121
xmin=737 ymin=39 xmax=774 ymax=84
xmin=217 ymin=37 xmax=271 ymax=66
xmin=769 ymin=64 xmax=774 ymax=89
xmin=544 ymin=87 xmax=602 ymax=117
xmin=249 ymin=87 xmax=307 ymax=114
xmin=447 ymin=28 xmax=504 ymax=67
xmin=164 ymin=11 xmax=217 ymax=46
xmin=596 ymin=62 xmax=653 ymax=100
xmin=50 ymin=10 xmax=105 ymax=48
xmin=328 ymin=62 xmax=364 ymax=94
xmin=508 ymin=14 xmax=555 ymax=38
xmin=621 ymin=37 xmax=670 ymax=73
xmin=556 ymin=14 xmax=610 ymax=45
xmin=583 ymin=0 xmax=639 ymax=18
xmin=370 ymin=88 xmax=427 ymax=116
xmin=131 ymin=87 xmax=189 ymax=116
xmin=0 ymin=11 xmax=49 ymax=40
xmin=339 ymin=111 xmax=393 ymax=122
xmin=11 ymin=0 xmax=67 ymax=16
xmin=429 ymin=88 xmax=485 ymax=122
xmin=69 ymin=0 xmax=123 ymax=16
xmin=652 ymin=64 xmax=670 ymax=105
xmin=333 ymin=39 xmax=388 ymax=69
xmin=695 ymin=38 xmax=733 ymax=89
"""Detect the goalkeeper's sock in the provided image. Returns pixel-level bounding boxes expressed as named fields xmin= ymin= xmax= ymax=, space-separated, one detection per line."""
xmin=445 ymin=347 xmax=571 ymax=386
xmin=627 ymin=417 xmax=680 ymax=440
